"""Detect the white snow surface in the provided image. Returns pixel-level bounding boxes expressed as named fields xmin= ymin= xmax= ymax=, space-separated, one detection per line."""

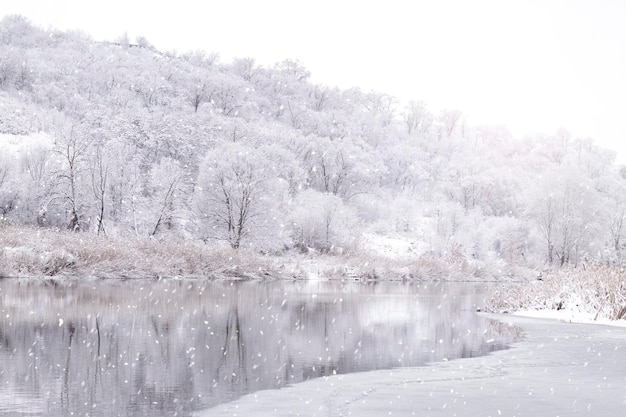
xmin=359 ymin=233 xmax=423 ymax=259
xmin=0 ymin=132 xmax=53 ymax=155
xmin=514 ymin=309 xmax=626 ymax=328
xmin=195 ymin=314 xmax=626 ymax=416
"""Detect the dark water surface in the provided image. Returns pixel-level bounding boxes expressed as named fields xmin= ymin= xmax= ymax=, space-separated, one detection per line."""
xmin=0 ymin=279 xmax=519 ymax=416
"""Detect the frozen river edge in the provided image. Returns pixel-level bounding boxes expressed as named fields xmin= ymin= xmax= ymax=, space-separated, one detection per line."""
xmin=195 ymin=314 xmax=626 ymax=417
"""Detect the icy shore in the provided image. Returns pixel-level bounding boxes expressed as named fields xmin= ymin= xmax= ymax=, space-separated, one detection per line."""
xmin=195 ymin=314 xmax=626 ymax=417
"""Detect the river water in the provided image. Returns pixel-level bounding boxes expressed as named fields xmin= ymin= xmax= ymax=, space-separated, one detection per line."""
xmin=0 ymin=279 xmax=519 ymax=416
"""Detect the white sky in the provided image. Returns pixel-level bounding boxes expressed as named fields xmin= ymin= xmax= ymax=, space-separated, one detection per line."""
xmin=2 ymin=0 xmax=626 ymax=163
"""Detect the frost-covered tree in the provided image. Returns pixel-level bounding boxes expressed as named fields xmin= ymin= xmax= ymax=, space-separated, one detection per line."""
xmin=89 ymin=139 xmax=108 ymax=235
xmin=289 ymin=189 xmax=360 ymax=253
xmin=144 ymin=158 xmax=190 ymax=237
xmin=605 ymin=182 xmax=626 ymax=260
xmin=402 ymin=101 xmax=433 ymax=137
xmin=526 ymin=165 xmax=600 ymax=265
xmin=438 ymin=109 xmax=463 ymax=139
xmin=302 ymin=136 xmax=381 ymax=199
xmin=231 ymin=57 xmax=260 ymax=84
xmin=49 ymin=120 xmax=91 ymax=231
xmin=0 ymin=149 xmax=16 ymax=216
xmin=99 ymin=136 xmax=143 ymax=236
xmin=379 ymin=141 xmax=429 ymax=194
xmin=194 ymin=142 xmax=286 ymax=249
xmin=186 ymin=73 xmax=209 ymax=113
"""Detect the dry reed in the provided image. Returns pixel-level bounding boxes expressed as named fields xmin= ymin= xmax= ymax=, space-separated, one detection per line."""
xmin=487 ymin=263 xmax=626 ymax=320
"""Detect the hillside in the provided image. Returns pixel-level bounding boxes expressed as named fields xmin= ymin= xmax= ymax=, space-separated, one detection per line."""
xmin=0 ymin=15 xmax=625 ymax=279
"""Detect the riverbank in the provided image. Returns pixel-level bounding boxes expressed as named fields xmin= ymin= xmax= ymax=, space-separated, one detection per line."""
xmin=0 ymin=222 xmax=519 ymax=281
xmin=195 ymin=314 xmax=626 ymax=417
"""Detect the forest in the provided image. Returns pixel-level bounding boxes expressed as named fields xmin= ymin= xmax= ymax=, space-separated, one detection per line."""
xmin=0 ymin=15 xmax=625 ymax=280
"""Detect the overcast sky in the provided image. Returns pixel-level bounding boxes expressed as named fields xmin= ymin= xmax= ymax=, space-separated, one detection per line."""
xmin=2 ymin=0 xmax=626 ymax=162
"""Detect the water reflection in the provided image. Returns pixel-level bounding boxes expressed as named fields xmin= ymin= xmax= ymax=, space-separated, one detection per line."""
xmin=0 ymin=280 xmax=519 ymax=416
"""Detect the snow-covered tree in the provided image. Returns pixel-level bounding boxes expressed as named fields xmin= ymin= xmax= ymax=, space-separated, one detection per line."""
xmin=49 ymin=120 xmax=91 ymax=231
xmin=289 ymin=189 xmax=360 ymax=253
xmin=194 ymin=142 xmax=287 ymax=249
xmin=302 ymin=136 xmax=381 ymax=199
xmin=526 ymin=165 xmax=601 ymax=265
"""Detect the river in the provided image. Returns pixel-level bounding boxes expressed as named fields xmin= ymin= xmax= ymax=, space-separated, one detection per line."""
xmin=0 ymin=279 xmax=519 ymax=416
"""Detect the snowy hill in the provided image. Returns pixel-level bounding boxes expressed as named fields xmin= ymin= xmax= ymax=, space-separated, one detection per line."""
xmin=0 ymin=15 xmax=624 ymax=274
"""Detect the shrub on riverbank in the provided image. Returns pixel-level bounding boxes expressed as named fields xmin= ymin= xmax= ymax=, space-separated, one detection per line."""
xmin=487 ymin=264 xmax=626 ymax=320
xmin=0 ymin=222 xmax=279 ymax=279
xmin=0 ymin=221 xmax=520 ymax=281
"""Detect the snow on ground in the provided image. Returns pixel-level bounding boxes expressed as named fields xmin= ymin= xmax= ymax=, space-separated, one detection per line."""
xmin=359 ymin=233 xmax=424 ymax=259
xmin=0 ymin=132 xmax=53 ymax=155
xmin=195 ymin=314 xmax=626 ymax=417
xmin=514 ymin=308 xmax=626 ymax=327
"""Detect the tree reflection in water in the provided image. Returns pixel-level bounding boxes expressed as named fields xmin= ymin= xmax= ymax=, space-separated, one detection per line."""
xmin=0 ymin=280 xmax=520 ymax=416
